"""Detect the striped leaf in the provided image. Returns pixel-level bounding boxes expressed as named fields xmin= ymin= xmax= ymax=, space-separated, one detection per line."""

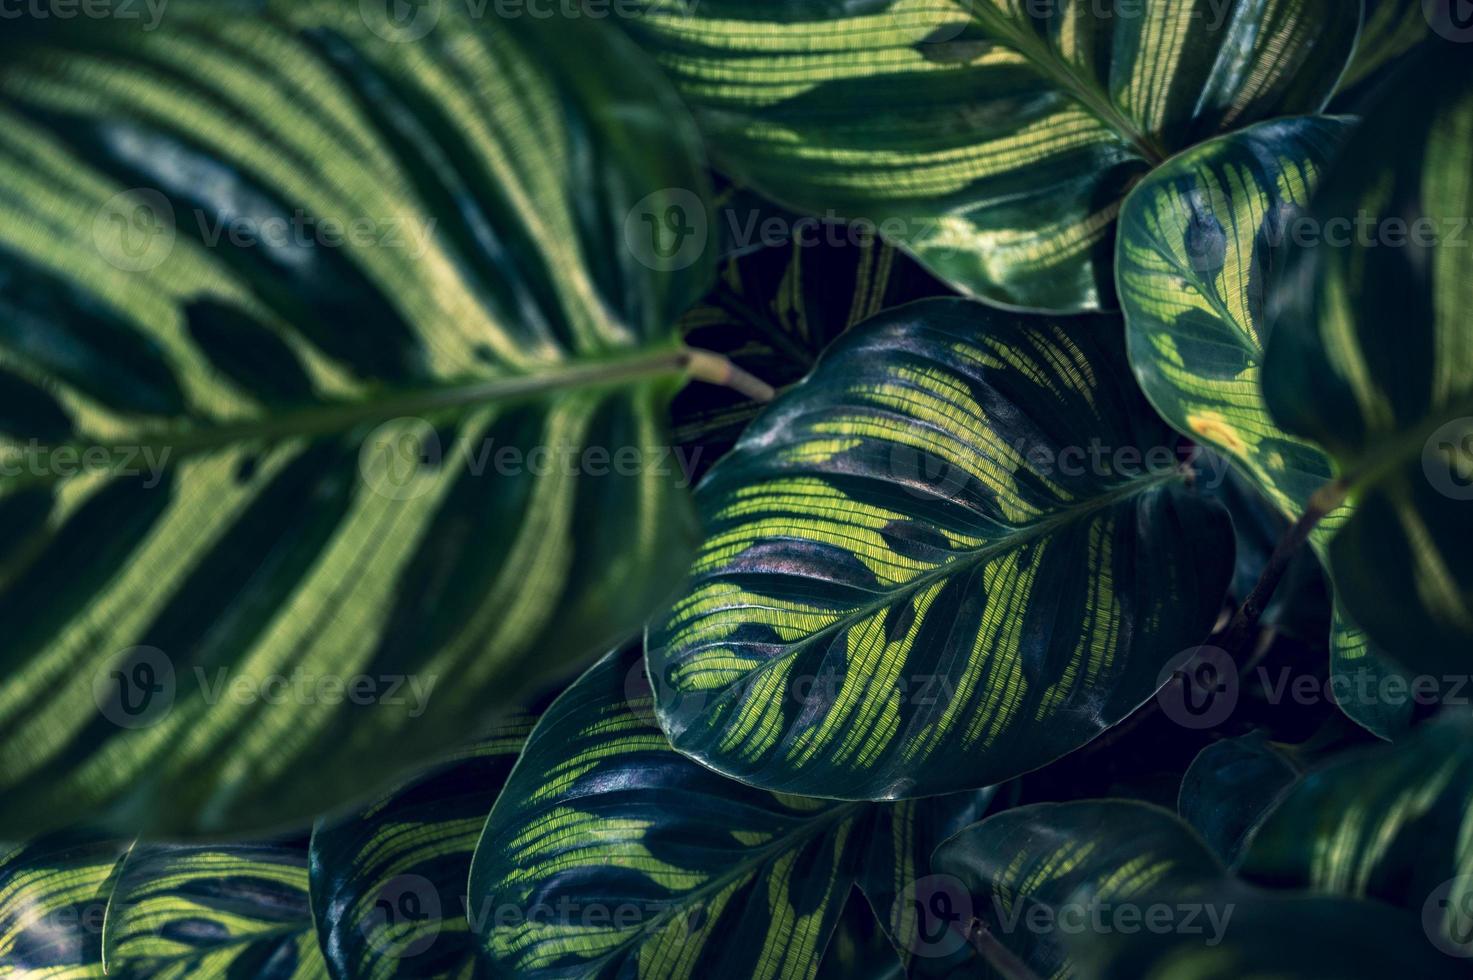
xmin=937 ymin=798 xmax=1463 ymax=978
xmin=934 ymin=800 xmax=1230 ymax=978
xmin=1177 ymin=733 xmax=1299 ymax=865
xmin=0 ymin=835 xmax=128 ymax=979
xmin=1261 ymin=44 xmax=1473 ymax=677
xmin=1117 ymin=115 xmax=1413 ymax=738
xmin=101 ymin=843 xmax=325 ymax=980
xmin=0 ymin=2 xmax=708 ymax=836
xmin=647 ymin=298 xmax=1235 ymax=800
xmin=467 ymin=646 xmax=992 ymax=980
xmin=674 ymin=225 xmax=952 ymax=477
xmin=1237 ymin=711 xmax=1473 ymax=956
xmin=309 ymin=714 xmax=537 ymax=980
xmin=620 ymin=0 xmax=1360 ymax=311
xmin=1334 ymin=0 xmax=1433 ymax=104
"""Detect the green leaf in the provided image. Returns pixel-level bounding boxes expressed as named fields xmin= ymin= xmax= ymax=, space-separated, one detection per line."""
xmin=647 ymin=298 xmax=1234 ymax=800
xmin=0 ymin=1 xmax=708 ymax=836
xmin=816 ymin=890 xmax=904 ymax=980
xmin=621 ymin=0 xmax=1360 ymax=311
xmin=1117 ymin=114 xmax=1411 ymax=738
xmin=1072 ymin=892 xmax=1465 ymax=979
xmin=1334 ymin=0 xmax=1435 ymax=106
xmin=101 ymin=843 xmax=326 ymax=979
xmin=1236 ymin=711 xmax=1473 ymax=956
xmin=467 ymin=646 xmax=991 ymax=979
xmin=936 ymin=797 xmax=1462 ymax=978
xmin=1261 ymin=45 xmax=1473 ymax=677
xmin=674 ymin=224 xmax=952 ymax=476
xmin=933 ymin=800 xmax=1229 ymax=978
xmin=1177 ymin=734 xmax=1298 ymax=865
xmin=0 ymin=835 xmax=128 ymax=978
xmin=309 ymin=715 xmax=536 ymax=980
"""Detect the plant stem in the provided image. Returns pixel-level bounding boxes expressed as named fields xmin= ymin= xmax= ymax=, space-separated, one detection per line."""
xmin=1219 ymin=477 xmax=1350 ymax=657
xmin=966 ymin=919 xmax=1043 ymax=980
xmin=684 ymin=348 xmax=776 ymax=403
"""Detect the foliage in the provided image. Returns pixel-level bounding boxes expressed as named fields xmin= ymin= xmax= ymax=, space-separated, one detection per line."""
xmin=0 ymin=2 xmax=1469 ymax=978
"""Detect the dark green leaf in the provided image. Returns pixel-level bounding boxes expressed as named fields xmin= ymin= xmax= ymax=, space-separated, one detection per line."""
xmin=0 ymin=835 xmax=127 ymax=978
xmin=648 ymin=298 xmax=1234 ymax=799
xmin=1237 ymin=711 xmax=1473 ymax=957
xmin=1262 ymin=44 xmax=1473 ymax=677
xmin=622 ymin=0 xmax=1360 ymax=311
xmin=102 ymin=842 xmax=326 ymax=979
xmin=1117 ymin=113 xmax=1412 ymax=738
xmin=309 ymin=715 xmax=537 ymax=980
xmin=1177 ymin=734 xmax=1298 ymax=865
xmin=0 ymin=0 xmax=707 ymax=836
xmin=468 ymin=646 xmax=991 ymax=979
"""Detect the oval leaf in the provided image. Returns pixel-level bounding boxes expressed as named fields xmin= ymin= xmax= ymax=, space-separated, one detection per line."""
xmin=1177 ymin=734 xmax=1299 ymax=865
xmin=1237 ymin=711 xmax=1473 ymax=956
xmin=621 ymin=0 xmax=1360 ymax=310
xmin=0 ymin=1 xmax=707 ymax=836
xmin=309 ymin=715 xmax=536 ymax=980
xmin=1117 ymin=114 xmax=1415 ymax=738
xmin=0 ymin=835 xmax=128 ymax=978
xmin=101 ymin=843 xmax=325 ymax=979
xmin=934 ymin=800 xmax=1229 ymax=978
xmin=648 ymin=298 xmax=1234 ymax=799
xmin=468 ymin=646 xmax=991 ymax=979
xmin=1262 ymin=44 xmax=1473 ymax=676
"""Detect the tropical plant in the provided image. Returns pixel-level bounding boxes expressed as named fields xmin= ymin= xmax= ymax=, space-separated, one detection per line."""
xmin=0 ymin=1 xmax=1469 ymax=978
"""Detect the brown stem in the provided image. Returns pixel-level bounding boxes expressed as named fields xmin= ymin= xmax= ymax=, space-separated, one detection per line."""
xmin=683 ymin=348 xmax=776 ymax=403
xmin=1219 ymin=477 xmax=1350 ymax=658
xmin=965 ymin=919 xmax=1043 ymax=980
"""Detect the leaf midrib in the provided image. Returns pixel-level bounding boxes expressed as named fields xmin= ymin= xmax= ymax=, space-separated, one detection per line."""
xmin=687 ymin=466 xmax=1185 ymax=709
xmin=3 ymin=345 xmax=690 ymax=491
xmin=972 ymin=9 xmax=1168 ymax=165
xmin=584 ymin=797 xmax=865 ymax=974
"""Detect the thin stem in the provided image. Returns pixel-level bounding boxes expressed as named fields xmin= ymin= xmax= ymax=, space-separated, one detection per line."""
xmin=1219 ymin=477 xmax=1351 ymax=657
xmin=966 ymin=919 xmax=1043 ymax=980
xmin=683 ymin=348 xmax=776 ymax=403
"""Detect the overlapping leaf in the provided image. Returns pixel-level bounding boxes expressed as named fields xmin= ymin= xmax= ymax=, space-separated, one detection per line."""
xmin=1262 ymin=43 xmax=1473 ymax=676
xmin=674 ymin=224 xmax=952 ymax=476
xmin=468 ymin=646 xmax=991 ymax=979
xmin=933 ymin=800 xmax=1230 ymax=978
xmin=0 ymin=835 xmax=127 ymax=978
xmin=648 ymin=298 xmax=1234 ymax=799
xmin=1333 ymin=0 xmax=1433 ymax=106
xmin=309 ymin=715 xmax=536 ymax=980
xmin=102 ymin=843 xmax=326 ymax=979
xmin=0 ymin=0 xmax=709 ymax=836
xmin=1236 ymin=711 xmax=1473 ymax=956
xmin=936 ymin=798 xmax=1462 ymax=978
xmin=1117 ymin=114 xmax=1414 ymax=737
xmin=621 ymin=0 xmax=1360 ymax=310
xmin=1177 ymin=734 xmax=1298 ymax=865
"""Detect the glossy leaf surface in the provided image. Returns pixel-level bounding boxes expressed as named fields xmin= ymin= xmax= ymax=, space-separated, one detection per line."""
xmin=649 ymin=299 xmax=1234 ymax=799
xmin=623 ymin=0 xmax=1360 ymax=310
